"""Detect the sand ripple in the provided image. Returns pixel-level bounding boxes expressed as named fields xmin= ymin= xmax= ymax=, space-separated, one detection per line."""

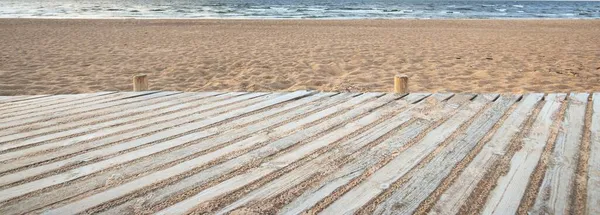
xmin=0 ymin=19 xmax=599 ymax=95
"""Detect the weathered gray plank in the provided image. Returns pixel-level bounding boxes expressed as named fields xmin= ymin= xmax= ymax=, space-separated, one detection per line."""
xmin=215 ymin=94 xmax=460 ymax=215
xmin=0 ymin=91 xmax=197 ymax=138
xmin=373 ymin=95 xmax=519 ymax=214
xmin=318 ymin=94 xmax=498 ymax=214
xmin=431 ymin=93 xmax=544 ymax=214
xmin=530 ymin=93 xmax=589 ymax=214
xmin=0 ymin=96 xmax=16 ymax=103
xmin=194 ymin=94 xmax=438 ymax=215
xmin=0 ymin=92 xmax=238 ymax=167
xmin=587 ymin=93 xmax=600 ymax=215
xmin=0 ymin=92 xmax=170 ymax=135
xmin=482 ymin=93 xmax=567 ymax=214
xmin=279 ymin=94 xmax=479 ymax=215
xmin=0 ymin=92 xmax=299 ymax=184
xmin=0 ymin=95 xmax=88 ymax=117
xmin=0 ymin=94 xmax=54 ymax=108
xmin=0 ymin=92 xmax=160 ymax=129
xmin=0 ymin=91 xmax=595 ymax=215
xmin=95 ymin=93 xmax=389 ymax=215
xmin=0 ymin=92 xmax=257 ymax=156
xmin=0 ymin=92 xmax=217 ymax=142
xmin=0 ymin=93 xmax=341 ymax=176
xmin=0 ymin=92 xmax=144 ymax=122
xmin=0 ymin=91 xmax=312 ymax=203
xmin=0 ymin=92 xmax=118 ymax=118
xmin=152 ymin=94 xmax=409 ymax=215
xmin=0 ymin=93 xmax=347 ymax=215
xmin=0 ymin=95 xmax=71 ymax=113
xmin=43 ymin=93 xmax=399 ymax=215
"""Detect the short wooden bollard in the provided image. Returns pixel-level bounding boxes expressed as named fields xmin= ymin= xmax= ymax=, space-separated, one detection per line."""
xmin=133 ymin=74 xmax=148 ymax=91
xmin=394 ymin=74 xmax=408 ymax=94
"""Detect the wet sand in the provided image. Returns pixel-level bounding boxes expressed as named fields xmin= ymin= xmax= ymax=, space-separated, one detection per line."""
xmin=0 ymin=19 xmax=599 ymax=95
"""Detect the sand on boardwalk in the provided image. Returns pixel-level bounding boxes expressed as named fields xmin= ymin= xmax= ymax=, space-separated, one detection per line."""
xmin=0 ymin=19 xmax=599 ymax=96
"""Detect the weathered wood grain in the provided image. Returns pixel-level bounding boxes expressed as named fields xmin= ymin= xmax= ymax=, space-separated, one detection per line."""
xmin=278 ymin=94 xmax=476 ymax=215
xmin=587 ymin=93 xmax=600 ymax=215
xmin=0 ymin=91 xmax=595 ymax=215
xmin=215 ymin=94 xmax=462 ymax=215
xmin=482 ymin=93 xmax=567 ymax=214
xmin=0 ymin=91 xmax=193 ymax=141
xmin=0 ymin=93 xmax=350 ymax=215
xmin=0 ymin=91 xmax=312 ymax=203
xmin=44 ymin=93 xmax=403 ymax=215
xmin=373 ymin=95 xmax=519 ymax=214
xmin=530 ymin=93 xmax=588 ymax=214
xmin=318 ymin=94 xmax=499 ymax=214
xmin=431 ymin=93 xmax=544 ymax=214
xmin=0 ymin=92 xmax=118 ymax=119
xmin=0 ymin=92 xmax=154 ymax=126
xmin=0 ymin=92 xmax=258 ymax=155
xmin=0 ymin=94 xmax=58 ymax=111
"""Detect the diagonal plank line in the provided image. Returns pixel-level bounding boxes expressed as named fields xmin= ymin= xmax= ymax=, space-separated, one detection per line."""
xmin=0 ymin=91 xmax=313 ymax=204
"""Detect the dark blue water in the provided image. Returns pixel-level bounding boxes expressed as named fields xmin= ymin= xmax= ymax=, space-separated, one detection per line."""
xmin=1 ymin=0 xmax=599 ymax=19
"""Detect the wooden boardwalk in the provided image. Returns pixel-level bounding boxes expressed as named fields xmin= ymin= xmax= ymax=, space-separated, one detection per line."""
xmin=0 ymin=91 xmax=598 ymax=215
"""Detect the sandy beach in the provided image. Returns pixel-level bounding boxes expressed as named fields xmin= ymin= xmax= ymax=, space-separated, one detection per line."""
xmin=0 ymin=19 xmax=599 ymax=95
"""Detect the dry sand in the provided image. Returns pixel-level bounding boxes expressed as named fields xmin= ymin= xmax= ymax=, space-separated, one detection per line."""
xmin=0 ymin=19 xmax=599 ymax=96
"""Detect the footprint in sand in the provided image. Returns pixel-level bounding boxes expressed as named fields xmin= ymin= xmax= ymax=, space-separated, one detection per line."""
xmin=309 ymin=63 xmax=346 ymax=77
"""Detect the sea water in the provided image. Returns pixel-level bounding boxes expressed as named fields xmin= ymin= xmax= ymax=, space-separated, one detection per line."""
xmin=0 ymin=0 xmax=599 ymax=19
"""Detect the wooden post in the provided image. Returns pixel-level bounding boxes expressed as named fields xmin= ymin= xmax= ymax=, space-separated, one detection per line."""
xmin=133 ymin=74 xmax=148 ymax=91
xmin=394 ymin=74 xmax=408 ymax=94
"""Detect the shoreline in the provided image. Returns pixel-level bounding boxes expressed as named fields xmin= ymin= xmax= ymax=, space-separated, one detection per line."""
xmin=1 ymin=19 xmax=599 ymax=95
xmin=1 ymin=17 xmax=600 ymax=20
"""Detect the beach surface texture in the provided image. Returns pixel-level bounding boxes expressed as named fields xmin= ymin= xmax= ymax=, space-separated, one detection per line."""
xmin=0 ymin=19 xmax=599 ymax=95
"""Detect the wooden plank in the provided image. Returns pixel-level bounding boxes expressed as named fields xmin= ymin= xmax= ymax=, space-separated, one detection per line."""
xmin=0 ymin=93 xmax=254 ymax=164
xmin=97 ymin=93 xmax=410 ymax=215
xmin=0 ymin=96 xmax=16 ymax=103
xmin=0 ymin=92 xmax=258 ymax=155
xmin=45 ymin=93 xmax=401 ymax=215
xmin=0 ymin=91 xmax=294 ymax=179
xmin=482 ymin=93 xmax=567 ymax=214
xmin=0 ymin=94 xmax=54 ymax=106
xmin=0 ymin=91 xmax=313 ymax=203
xmin=151 ymin=94 xmax=407 ymax=215
xmin=529 ymin=93 xmax=589 ymax=214
xmin=0 ymin=92 xmax=139 ymax=121
xmin=373 ymin=95 xmax=519 ymax=214
xmin=0 ymin=92 xmax=118 ymax=118
xmin=1 ymin=93 xmax=352 ymax=215
xmin=431 ymin=93 xmax=544 ymax=214
xmin=2 ymin=91 xmax=597 ymax=215
xmin=197 ymin=95 xmax=435 ymax=215
xmin=0 ymin=91 xmax=230 ymax=142
xmin=318 ymin=94 xmax=499 ymax=214
xmin=0 ymin=93 xmax=341 ymax=191
xmin=278 ymin=94 xmax=477 ymax=215
xmin=0 ymin=92 xmax=260 ymax=166
xmin=0 ymin=95 xmax=70 ymax=113
xmin=0 ymin=92 xmax=155 ymax=121
xmin=0 ymin=93 xmax=343 ymax=176
xmin=407 ymin=93 xmax=433 ymax=103
xmin=271 ymin=93 xmax=383 ymax=135
xmin=0 ymin=95 xmax=83 ymax=117
xmin=215 ymin=94 xmax=461 ymax=215
xmin=587 ymin=93 xmax=600 ymax=215
xmin=0 ymin=91 xmax=218 ymax=142
xmin=0 ymin=92 xmax=125 ymax=117
xmin=0 ymin=91 xmax=200 ymax=138
xmin=0 ymin=91 xmax=160 ymax=128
